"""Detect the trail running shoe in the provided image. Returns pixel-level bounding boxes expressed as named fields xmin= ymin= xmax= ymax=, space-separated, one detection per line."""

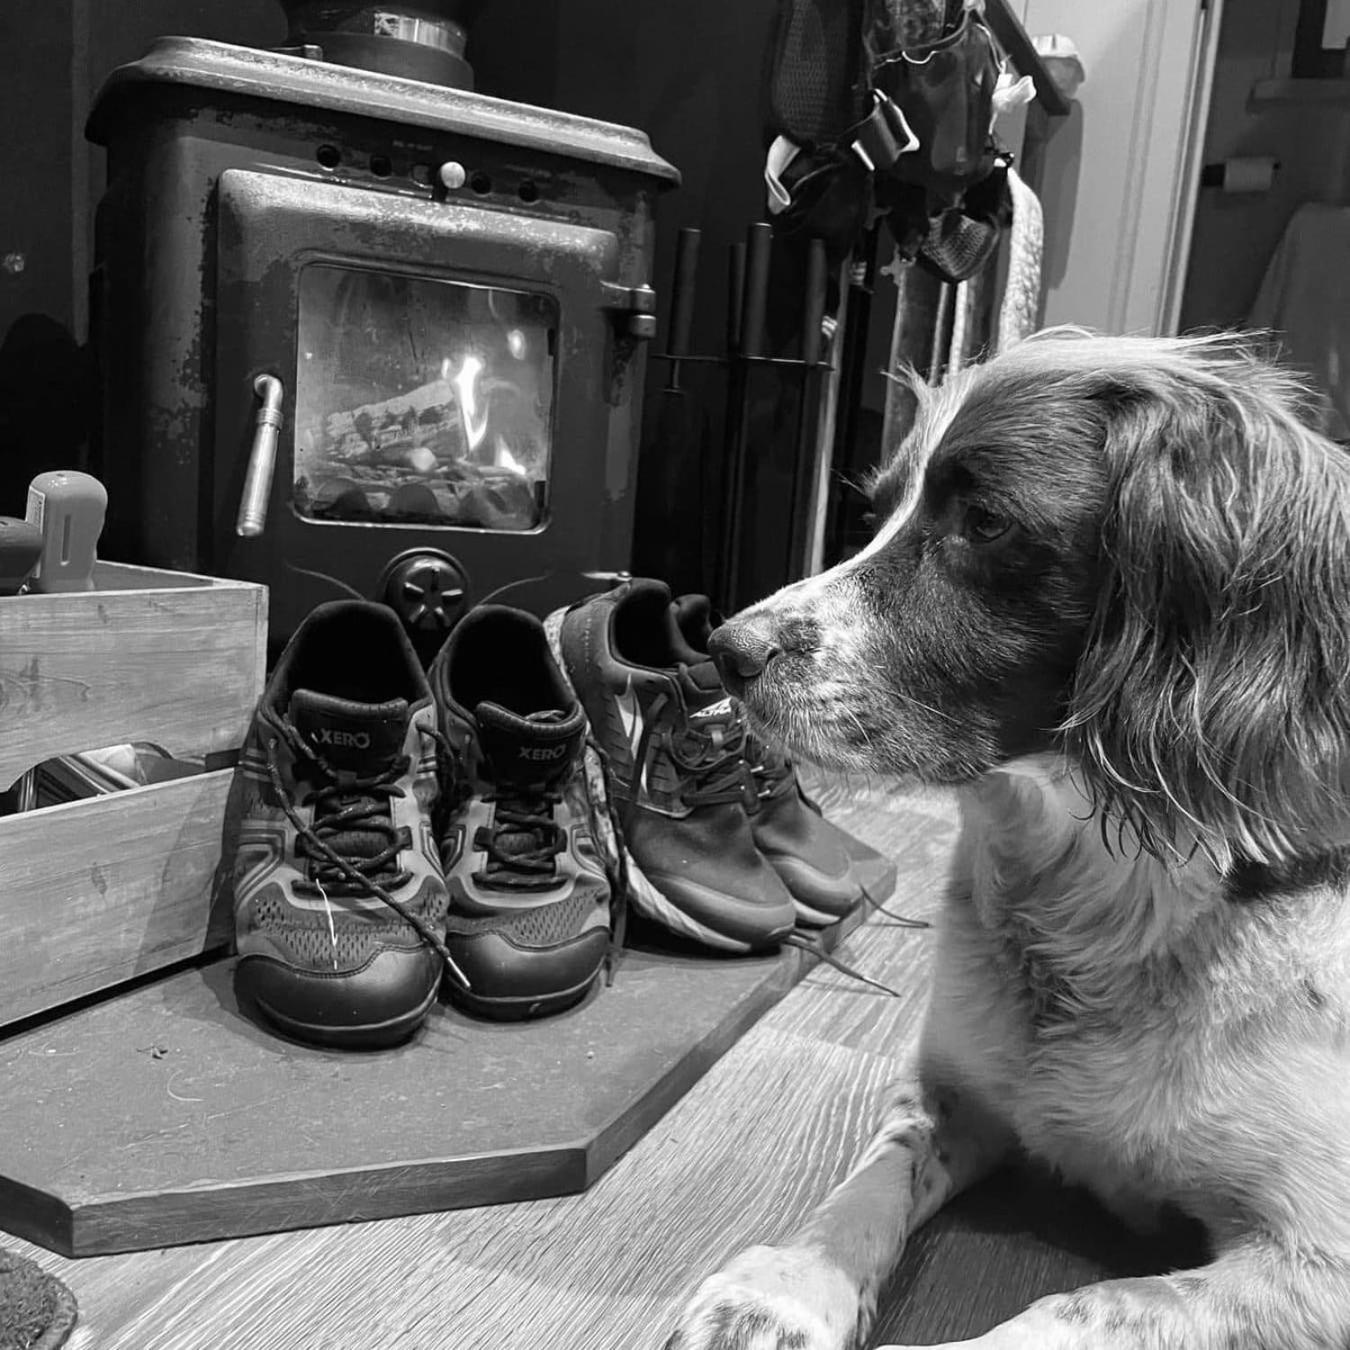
xmin=546 ymin=579 xmax=796 ymax=953
xmin=233 ymin=601 xmax=452 ymax=1048
xmin=673 ymin=593 xmax=863 ymax=928
xmin=429 ymin=605 xmax=613 ymax=1020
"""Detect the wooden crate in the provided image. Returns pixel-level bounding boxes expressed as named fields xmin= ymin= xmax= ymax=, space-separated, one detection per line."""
xmin=0 ymin=561 xmax=267 ymax=1028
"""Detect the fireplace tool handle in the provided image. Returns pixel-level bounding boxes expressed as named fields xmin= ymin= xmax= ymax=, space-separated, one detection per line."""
xmin=236 ymin=374 xmax=285 ymax=537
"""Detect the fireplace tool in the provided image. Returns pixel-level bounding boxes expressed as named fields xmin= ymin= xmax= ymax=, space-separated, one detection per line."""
xmin=653 ymin=224 xmax=832 ymax=614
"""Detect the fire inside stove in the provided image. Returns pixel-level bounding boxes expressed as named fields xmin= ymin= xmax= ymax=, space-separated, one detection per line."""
xmin=294 ymin=265 xmax=555 ymax=531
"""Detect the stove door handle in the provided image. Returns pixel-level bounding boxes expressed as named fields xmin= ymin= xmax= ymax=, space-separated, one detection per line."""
xmin=236 ymin=374 xmax=285 ymax=537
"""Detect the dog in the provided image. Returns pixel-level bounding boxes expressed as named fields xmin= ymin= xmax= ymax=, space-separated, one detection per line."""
xmin=664 ymin=330 xmax=1350 ymax=1349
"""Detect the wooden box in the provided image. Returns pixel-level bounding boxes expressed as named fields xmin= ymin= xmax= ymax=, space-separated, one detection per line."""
xmin=0 ymin=561 xmax=267 ymax=1028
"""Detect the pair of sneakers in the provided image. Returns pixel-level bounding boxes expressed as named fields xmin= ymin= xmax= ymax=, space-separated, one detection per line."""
xmin=547 ymin=578 xmax=863 ymax=953
xmin=232 ymin=582 xmax=864 ymax=1049
xmin=232 ymin=600 xmax=614 ymax=1048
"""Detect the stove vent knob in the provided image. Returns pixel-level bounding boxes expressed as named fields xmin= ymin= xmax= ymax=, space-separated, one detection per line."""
xmin=378 ymin=548 xmax=469 ymax=635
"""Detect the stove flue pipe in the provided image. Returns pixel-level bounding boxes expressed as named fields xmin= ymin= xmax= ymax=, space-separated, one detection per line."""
xmin=276 ymin=1 xmax=488 ymax=88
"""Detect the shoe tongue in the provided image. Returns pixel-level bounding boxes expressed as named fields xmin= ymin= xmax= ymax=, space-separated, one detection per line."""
xmin=673 ymin=594 xmax=716 ymax=654
xmin=289 ymin=689 xmax=410 ymax=773
xmin=678 ymin=660 xmax=735 ymax=722
xmin=474 ymin=701 xmax=584 ymax=787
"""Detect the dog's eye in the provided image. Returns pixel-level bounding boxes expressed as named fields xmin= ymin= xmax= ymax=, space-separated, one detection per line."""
xmin=962 ymin=504 xmax=1010 ymax=543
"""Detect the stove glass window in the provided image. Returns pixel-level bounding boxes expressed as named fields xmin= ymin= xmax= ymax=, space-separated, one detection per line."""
xmin=294 ymin=264 xmax=556 ymax=530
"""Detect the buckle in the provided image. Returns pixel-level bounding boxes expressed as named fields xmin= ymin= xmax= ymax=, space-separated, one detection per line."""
xmin=849 ymin=91 xmax=920 ymax=174
xmin=764 ymin=134 xmax=800 ymax=216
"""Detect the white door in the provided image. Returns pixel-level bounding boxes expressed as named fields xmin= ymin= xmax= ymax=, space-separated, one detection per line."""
xmin=1023 ymin=0 xmax=1224 ymax=335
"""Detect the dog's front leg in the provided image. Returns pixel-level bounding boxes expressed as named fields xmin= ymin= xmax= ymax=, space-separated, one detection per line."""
xmin=877 ymin=1239 xmax=1350 ymax=1350
xmin=663 ymin=1069 xmax=1012 ymax=1350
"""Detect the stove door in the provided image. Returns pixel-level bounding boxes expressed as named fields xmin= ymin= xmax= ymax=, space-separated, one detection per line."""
xmin=213 ymin=168 xmax=638 ymax=647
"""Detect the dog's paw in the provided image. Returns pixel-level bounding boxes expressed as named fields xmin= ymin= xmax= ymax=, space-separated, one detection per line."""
xmin=663 ymin=1244 xmax=864 ymax=1350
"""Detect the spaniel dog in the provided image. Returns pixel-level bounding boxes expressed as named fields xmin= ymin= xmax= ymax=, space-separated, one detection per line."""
xmin=665 ymin=331 xmax=1350 ymax=1350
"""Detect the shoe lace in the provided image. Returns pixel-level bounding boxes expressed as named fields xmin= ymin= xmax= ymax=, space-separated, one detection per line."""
xmin=779 ymin=878 xmax=931 ymax=996
xmin=472 ymin=783 xmax=567 ymax=888
xmin=745 ymin=731 xmax=795 ymax=802
xmin=780 ymin=930 xmax=906 ymax=996
xmin=629 ymin=692 xmax=753 ymax=823
xmin=858 ymin=878 xmax=932 ymax=929
xmin=265 ymin=719 xmax=471 ymax=990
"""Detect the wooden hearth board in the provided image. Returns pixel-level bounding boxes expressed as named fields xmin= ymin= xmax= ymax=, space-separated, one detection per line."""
xmin=0 ymin=836 xmax=895 ymax=1258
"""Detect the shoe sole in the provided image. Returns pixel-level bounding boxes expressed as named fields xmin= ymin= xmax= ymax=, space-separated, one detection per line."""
xmin=545 ymin=606 xmax=764 ymax=956
xmin=787 ymin=896 xmax=857 ymax=928
xmin=756 ymin=856 xmax=863 ymax=927
xmin=250 ymin=982 xmax=439 ymax=1050
xmin=445 ymin=969 xmax=600 ymax=1022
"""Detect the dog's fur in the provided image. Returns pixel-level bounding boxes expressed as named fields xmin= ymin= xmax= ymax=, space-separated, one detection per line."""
xmin=666 ymin=331 xmax=1350 ymax=1349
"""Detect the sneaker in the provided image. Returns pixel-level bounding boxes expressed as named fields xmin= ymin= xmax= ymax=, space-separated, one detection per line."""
xmin=546 ymin=579 xmax=797 ymax=953
xmin=429 ymin=604 xmax=614 ymax=1020
xmin=673 ymin=593 xmax=862 ymax=928
xmin=233 ymin=601 xmax=452 ymax=1048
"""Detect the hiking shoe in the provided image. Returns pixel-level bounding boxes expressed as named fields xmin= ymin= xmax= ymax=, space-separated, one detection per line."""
xmin=233 ymin=601 xmax=452 ymax=1048
xmin=429 ymin=604 xmax=613 ymax=1020
xmin=674 ymin=593 xmax=863 ymax=928
xmin=546 ymin=579 xmax=797 ymax=953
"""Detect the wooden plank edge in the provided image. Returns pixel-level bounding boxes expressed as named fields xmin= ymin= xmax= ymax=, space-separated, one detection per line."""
xmin=0 ymin=1173 xmax=77 ymax=1258
xmin=0 ymin=939 xmax=235 ymax=1035
xmin=56 ymin=1147 xmax=590 ymax=1258
xmin=91 ymin=561 xmax=267 ymax=593
xmin=0 ymin=763 xmax=234 ymax=833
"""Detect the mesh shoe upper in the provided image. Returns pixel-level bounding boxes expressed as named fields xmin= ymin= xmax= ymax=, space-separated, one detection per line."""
xmin=429 ymin=605 xmax=612 ymax=1010
xmin=232 ymin=602 xmax=450 ymax=1045
xmin=673 ymin=593 xmax=862 ymax=925
xmin=556 ymin=579 xmax=796 ymax=949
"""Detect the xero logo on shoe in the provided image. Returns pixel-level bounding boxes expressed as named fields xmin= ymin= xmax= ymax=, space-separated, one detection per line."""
xmin=518 ymin=744 xmax=569 ymax=761
xmin=312 ymin=727 xmax=373 ymax=750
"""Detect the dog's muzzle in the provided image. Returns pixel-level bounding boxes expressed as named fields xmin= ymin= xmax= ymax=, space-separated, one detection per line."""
xmin=707 ymin=618 xmax=781 ymax=696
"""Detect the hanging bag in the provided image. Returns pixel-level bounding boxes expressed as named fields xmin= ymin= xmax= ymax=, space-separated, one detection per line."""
xmin=866 ymin=2 xmax=1000 ymax=201
xmin=761 ymin=0 xmax=1010 ymax=277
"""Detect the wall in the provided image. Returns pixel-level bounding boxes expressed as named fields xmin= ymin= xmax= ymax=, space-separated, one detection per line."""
xmin=0 ymin=2 xmax=280 ymax=509
xmin=1179 ymin=0 xmax=1350 ymax=329
xmin=1 ymin=1 xmax=281 ymax=349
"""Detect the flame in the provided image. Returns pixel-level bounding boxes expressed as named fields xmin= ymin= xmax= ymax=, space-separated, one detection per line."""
xmin=495 ymin=437 xmax=525 ymax=474
xmin=451 ymin=354 xmax=489 ymax=451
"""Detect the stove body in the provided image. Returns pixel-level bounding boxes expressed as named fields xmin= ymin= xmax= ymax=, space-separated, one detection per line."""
xmin=87 ymin=37 xmax=677 ymax=651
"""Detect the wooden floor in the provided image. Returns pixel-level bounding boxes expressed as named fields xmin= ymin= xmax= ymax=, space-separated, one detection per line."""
xmin=5 ymin=781 xmax=1199 ymax=1349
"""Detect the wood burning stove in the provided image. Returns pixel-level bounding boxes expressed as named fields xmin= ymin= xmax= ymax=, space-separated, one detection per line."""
xmin=86 ymin=29 xmax=677 ymax=653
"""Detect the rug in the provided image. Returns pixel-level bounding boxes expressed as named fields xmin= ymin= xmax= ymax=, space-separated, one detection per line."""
xmin=0 ymin=1248 xmax=77 ymax=1350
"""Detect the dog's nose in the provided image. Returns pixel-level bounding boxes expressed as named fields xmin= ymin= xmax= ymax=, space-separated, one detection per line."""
xmin=707 ymin=621 xmax=781 ymax=690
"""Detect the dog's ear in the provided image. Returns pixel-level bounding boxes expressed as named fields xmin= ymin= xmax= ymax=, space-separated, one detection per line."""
xmin=1061 ymin=337 xmax=1350 ymax=869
